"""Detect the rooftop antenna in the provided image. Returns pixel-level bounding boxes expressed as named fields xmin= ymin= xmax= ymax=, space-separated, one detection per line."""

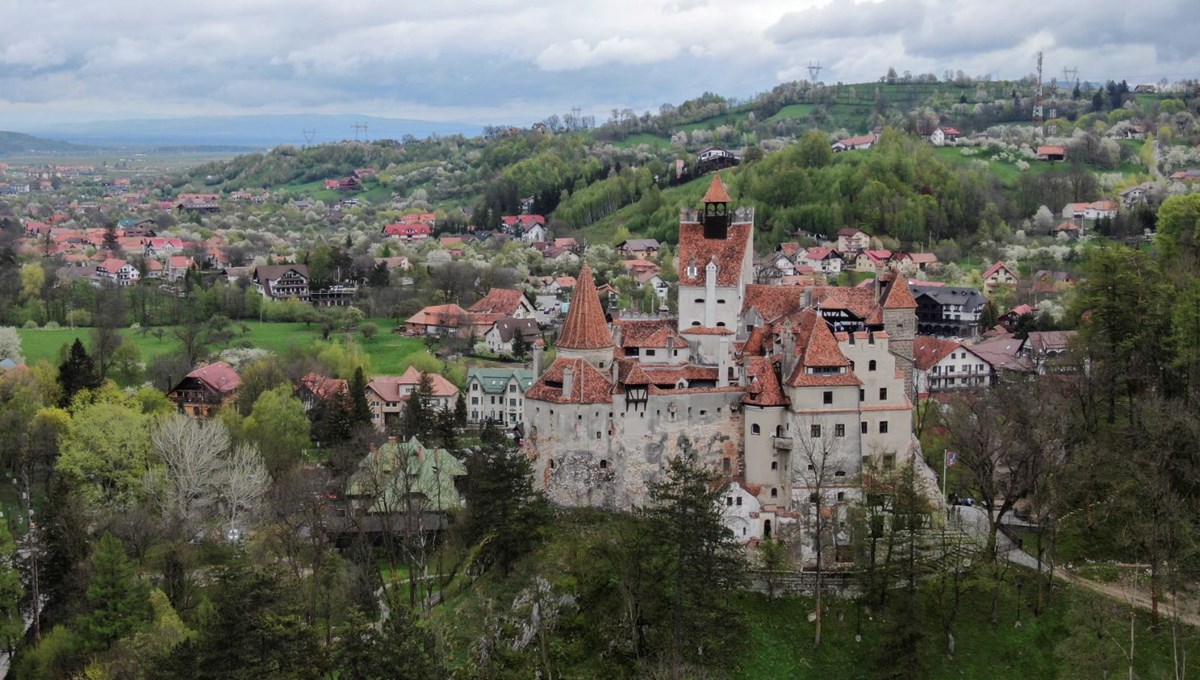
xmin=806 ymin=61 xmax=823 ymax=84
xmin=301 ymin=129 xmax=316 ymax=145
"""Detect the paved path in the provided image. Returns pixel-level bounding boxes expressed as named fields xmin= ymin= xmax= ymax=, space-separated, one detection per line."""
xmin=950 ymin=505 xmax=1200 ymax=626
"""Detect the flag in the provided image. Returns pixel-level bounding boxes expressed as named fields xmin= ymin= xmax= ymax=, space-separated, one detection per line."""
xmin=945 ymin=450 xmax=958 ymax=466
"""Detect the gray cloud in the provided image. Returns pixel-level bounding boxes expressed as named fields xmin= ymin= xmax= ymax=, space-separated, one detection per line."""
xmin=0 ymin=0 xmax=1194 ymax=130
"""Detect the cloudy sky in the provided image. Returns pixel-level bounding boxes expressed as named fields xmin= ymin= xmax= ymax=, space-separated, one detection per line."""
xmin=0 ymin=0 xmax=1196 ymax=130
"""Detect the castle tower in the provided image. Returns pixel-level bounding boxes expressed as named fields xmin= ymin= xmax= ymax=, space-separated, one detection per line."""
xmin=556 ymin=263 xmax=615 ymax=371
xmin=879 ymin=272 xmax=918 ymax=397
xmin=701 ymin=173 xmax=732 ymax=240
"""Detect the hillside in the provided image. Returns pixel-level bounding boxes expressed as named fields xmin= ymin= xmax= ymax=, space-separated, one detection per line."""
xmin=0 ymin=130 xmax=92 ymax=156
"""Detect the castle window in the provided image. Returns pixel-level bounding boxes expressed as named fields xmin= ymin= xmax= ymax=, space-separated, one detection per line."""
xmin=752 ymin=424 xmax=761 ymax=435
xmin=835 ymin=470 xmax=846 ymax=477
xmin=694 ymin=298 xmax=705 ymax=304
xmin=880 ymin=421 xmax=889 ymax=433
xmin=811 ymin=424 xmax=821 ymax=438
xmin=823 ymin=391 xmax=833 ymax=404
xmin=692 ymin=321 xmax=701 ymax=326
xmin=771 ymin=488 xmax=778 ymax=498
xmin=645 ymin=349 xmax=656 ymax=356
xmin=736 ymin=496 xmax=742 ymax=506
xmin=596 ymin=432 xmax=602 ymax=439
xmin=771 ymin=461 xmax=778 ymax=470
xmin=869 ymin=360 xmax=877 ymax=371
xmin=549 ymin=459 xmax=555 ymax=469
xmin=717 ymin=299 xmax=726 ymax=304
xmin=879 ymin=388 xmax=888 ymax=400
xmin=599 ymin=459 xmax=607 ymax=468
xmin=835 ymin=424 xmax=845 ymax=437
xmin=727 ymin=497 xmax=733 ymax=506
xmin=700 ymin=410 xmax=707 ymax=416
xmin=716 ymin=322 xmax=726 ymax=327
xmin=861 ymin=421 xmax=868 ymax=434
xmin=859 ymin=388 xmax=865 ymax=401
xmin=837 ymin=492 xmax=846 ymax=501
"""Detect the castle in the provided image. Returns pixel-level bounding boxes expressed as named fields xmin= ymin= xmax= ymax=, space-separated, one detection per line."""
xmin=523 ymin=175 xmax=920 ymax=553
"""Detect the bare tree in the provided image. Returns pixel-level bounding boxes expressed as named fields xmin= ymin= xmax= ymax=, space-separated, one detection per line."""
xmin=152 ymin=414 xmax=229 ymax=532
xmin=791 ymin=416 xmax=853 ymax=647
xmin=218 ymin=442 xmax=270 ymax=532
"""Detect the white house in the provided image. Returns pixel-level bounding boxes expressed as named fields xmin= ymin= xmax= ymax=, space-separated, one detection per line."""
xmin=913 ymin=336 xmax=993 ymax=394
xmin=721 ymin=481 xmax=765 ymax=543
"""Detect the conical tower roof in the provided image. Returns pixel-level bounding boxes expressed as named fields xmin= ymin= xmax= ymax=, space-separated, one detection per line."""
xmin=702 ymin=174 xmax=731 ymax=203
xmin=557 ymin=263 xmax=614 ymax=351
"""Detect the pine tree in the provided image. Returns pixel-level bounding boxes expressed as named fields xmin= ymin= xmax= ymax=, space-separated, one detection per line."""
xmin=399 ymin=371 xmax=435 ymax=439
xmin=57 ymin=339 xmax=100 ymax=407
xmin=102 ymin=223 xmax=119 ymax=253
xmin=462 ymin=442 xmax=550 ymax=575
xmin=334 ymin=599 xmax=445 ymax=679
xmin=349 ymin=367 xmax=373 ymax=429
xmin=644 ymin=456 xmax=747 ymax=675
xmin=453 ymin=392 xmax=467 ymax=427
xmin=0 ymin=521 xmax=24 ymax=656
xmin=77 ymin=533 xmax=150 ymax=652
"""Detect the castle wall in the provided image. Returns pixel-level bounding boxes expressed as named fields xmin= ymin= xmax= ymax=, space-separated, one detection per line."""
xmin=527 ymin=389 xmax=743 ymax=508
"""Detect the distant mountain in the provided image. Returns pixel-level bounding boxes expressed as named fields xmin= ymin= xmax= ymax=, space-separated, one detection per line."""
xmin=0 ymin=131 xmax=93 ymax=156
xmin=21 ymin=114 xmax=484 ymax=148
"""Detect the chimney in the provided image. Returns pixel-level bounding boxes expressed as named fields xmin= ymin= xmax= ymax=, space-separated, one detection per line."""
xmin=533 ymin=342 xmax=544 ymax=376
xmin=561 ymin=366 xmax=574 ymax=397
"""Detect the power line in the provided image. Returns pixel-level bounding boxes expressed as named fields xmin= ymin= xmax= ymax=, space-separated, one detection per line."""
xmin=807 ymin=61 xmax=823 ymax=84
xmin=301 ymin=129 xmax=316 ymax=145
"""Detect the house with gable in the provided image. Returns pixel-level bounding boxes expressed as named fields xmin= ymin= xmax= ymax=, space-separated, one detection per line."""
xmin=910 ymin=284 xmax=986 ymax=338
xmin=982 ymin=261 xmax=1018 ymax=288
xmin=836 ymin=228 xmax=870 ymax=253
xmin=382 ymin=222 xmax=432 ymax=242
xmin=616 ymin=239 xmax=661 ymax=259
xmin=365 ymin=367 xmax=460 ymax=429
xmin=253 ymin=264 xmax=310 ymax=302
xmin=832 ymin=133 xmax=877 ymax=152
xmin=345 ymin=436 xmax=466 ymax=529
xmin=404 ymin=303 xmax=472 ymax=337
xmin=465 ymin=367 xmax=535 ymax=426
xmin=484 ymin=317 xmax=542 ymax=356
xmin=799 ymin=247 xmax=844 ymax=275
xmin=95 ymin=258 xmax=140 ymax=287
xmin=912 ymin=336 xmax=993 ymax=394
xmin=167 ymin=362 xmax=242 ymax=418
xmin=467 ymin=288 xmax=536 ymax=319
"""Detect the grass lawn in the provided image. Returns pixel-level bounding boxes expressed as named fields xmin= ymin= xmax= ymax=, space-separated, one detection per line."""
xmin=17 ymin=319 xmax=427 ymax=376
xmin=677 ymin=111 xmax=747 ymax=132
xmin=767 ymin=104 xmax=815 ymax=123
xmin=613 ymin=133 xmax=673 ymax=150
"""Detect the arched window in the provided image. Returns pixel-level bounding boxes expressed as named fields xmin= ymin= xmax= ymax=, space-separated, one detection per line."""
xmin=751 ymin=424 xmax=761 ymax=435
xmin=599 ymin=459 xmax=608 ymax=469
xmin=770 ymin=488 xmax=779 ymax=498
xmin=868 ymin=359 xmax=877 ymax=371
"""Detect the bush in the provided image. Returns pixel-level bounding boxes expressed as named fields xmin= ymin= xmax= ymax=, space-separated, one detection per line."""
xmin=43 ymin=321 xmax=60 ymax=330
xmin=22 ymin=320 xmax=38 ymax=329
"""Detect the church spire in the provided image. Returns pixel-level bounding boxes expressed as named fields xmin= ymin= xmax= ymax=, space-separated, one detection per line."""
xmin=701 ymin=174 xmax=731 ymax=239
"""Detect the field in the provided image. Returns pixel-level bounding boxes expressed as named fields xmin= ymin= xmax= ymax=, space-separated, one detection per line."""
xmin=766 ymin=103 xmax=815 ymax=122
xmin=17 ymin=319 xmax=428 ymax=375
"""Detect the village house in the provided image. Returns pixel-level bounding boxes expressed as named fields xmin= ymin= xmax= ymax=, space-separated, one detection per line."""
xmin=1021 ymin=330 xmax=1078 ymax=374
xmin=382 ymin=222 xmax=432 ymax=242
xmin=365 ymin=368 xmax=460 ymax=430
xmin=982 ymin=261 xmax=1018 ymax=288
xmin=467 ymin=288 xmax=536 ymax=319
xmin=295 ymin=373 xmax=349 ymax=412
xmin=927 ymin=126 xmax=961 ymax=147
xmin=1037 ymin=145 xmax=1067 ymax=161
xmin=1032 ymin=270 xmax=1076 ymax=294
xmin=836 ymin=227 xmax=870 ymax=253
xmin=95 ymin=258 xmax=140 ymax=287
xmin=913 ymin=336 xmax=993 ymax=395
xmin=799 ymin=247 xmax=844 ymax=275
xmin=616 ymin=238 xmax=662 ymax=259
xmin=896 ymin=252 xmax=938 ymax=275
xmin=253 ymin=264 xmax=310 ymax=302
xmin=404 ymin=303 xmax=472 ymax=337
xmin=484 ymin=317 xmax=541 ymax=356
xmin=167 ymin=362 xmax=242 ymax=418
xmin=465 ymin=367 xmax=535 ymax=427
xmin=910 ymin=284 xmax=986 ymax=338
xmin=344 ymin=436 xmax=466 ymax=535
xmin=831 ymin=133 xmax=877 ymax=152
xmin=854 ymin=249 xmax=893 ymax=273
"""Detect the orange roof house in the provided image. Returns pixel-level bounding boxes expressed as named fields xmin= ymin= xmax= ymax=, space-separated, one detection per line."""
xmin=167 ymin=362 xmax=242 ymax=418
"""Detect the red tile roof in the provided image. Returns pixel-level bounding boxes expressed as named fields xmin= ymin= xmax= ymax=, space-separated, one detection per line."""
xmin=1037 ymin=145 xmax=1067 ymax=156
xmin=881 ymin=274 xmax=917 ymax=310
xmin=525 ymin=357 xmax=612 ymax=404
xmin=702 ymin=174 xmax=732 ymax=203
xmin=298 ymin=372 xmax=348 ymax=399
xmin=785 ymin=311 xmax=859 ymax=387
xmin=811 ymin=286 xmax=878 ymax=321
xmin=743 ymin=356 xmax=788 ymax=407
xmin=743 ymin=284 xmax=803 ymax=322
xmin=186 ymin=361 xmax=242 ymax=394
xmin=557 ymin=264 xmax=614 ymax=351
xmin=468 ymin=288 xmax=528 ymax=316
xmin=982 ymin=261 xmax=1015 ymax=280
xmin=912 ymin=336 xmax=961 ymax=371
xmin=367 ymin=367 xmax=458 ymax=401
xmin=406 ymin=303 xmax=470 ymax=328
xmin=614 ymin=319 xmax=686 ymax=350
xmin=677 ymin=221 xmax=753 ymax=287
